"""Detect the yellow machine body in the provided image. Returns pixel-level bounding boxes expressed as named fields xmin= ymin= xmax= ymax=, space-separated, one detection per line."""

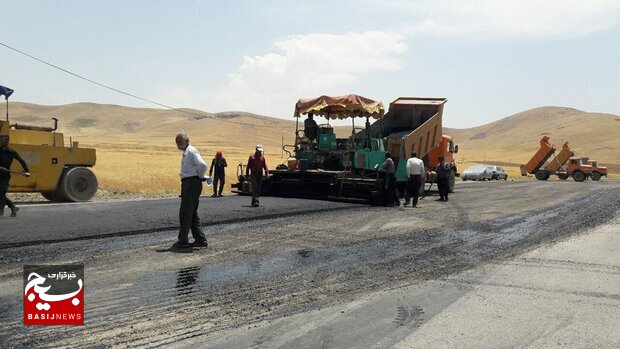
xmin=0 ymin=120 xmax=96 ymax=194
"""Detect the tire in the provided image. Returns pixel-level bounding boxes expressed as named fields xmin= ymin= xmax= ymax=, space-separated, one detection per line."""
xmin=503 ymin=175 xmax=507 ymax=180
xmin=58 ymin=167 xmax=98 ymax=202
xmin=572 ymin=171 xmax=586 ymax=182
xmin=397 ymin=181 xmax=407 ymax=198
xmin=535 ymin=170 xmax=549 ymax=181
xmin=41 ymin=191 xmax=65 ymax=202
xmin=557 ymin=173 xmax=569 ymax=180
xmin=591 ymin=171 xmax=601 ymax=181
xmin=448 ymin=169 xmax=456 ymax=193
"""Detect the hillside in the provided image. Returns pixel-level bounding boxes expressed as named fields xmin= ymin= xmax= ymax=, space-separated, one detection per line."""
xmin=5 ymin=103 xmax=619 ymax=194
xmin=7 ymin=102 xmax=299 ymax=194
xmin=445 ymin=107 xmax=620 ymax=173
xmin=8 ymin=102 xmax=298 ymax=151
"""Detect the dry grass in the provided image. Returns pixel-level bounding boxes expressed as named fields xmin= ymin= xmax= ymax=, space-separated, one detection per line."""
xmin=7 ymin=102 xmax=619 ymax=194
xmin=91 ymin=139 xmax=287 ymax=194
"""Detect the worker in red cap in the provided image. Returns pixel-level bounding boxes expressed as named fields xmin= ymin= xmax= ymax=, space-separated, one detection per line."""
xmin=209 ymin=150 xmax=227 ymax=197
xmin=246 ymin=145 xmax=269 ymax=207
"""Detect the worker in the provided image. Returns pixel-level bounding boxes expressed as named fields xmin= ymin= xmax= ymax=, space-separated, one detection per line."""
xmin=209 ymin=150 xmax=227 ymax=197
xmin=404 ymin=152 xmax=424 ymax=207
xmin=245 ymin=145 xmax=269 ymax=207
xmin=436 ymin=156 xmax=451 ymax=202
xmin=380 ymin=152 xmax=400 ymax=207
xmin=0 ymin=134 xmax=31 ymax=218
xmin=173 ymin=131 xmax=208 ymax=249
xmin=304 ymin=113 xmax=318 ymax=143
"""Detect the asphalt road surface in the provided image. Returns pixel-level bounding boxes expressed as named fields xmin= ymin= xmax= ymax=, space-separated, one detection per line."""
xmin=0 ymin=196 xmax=355 ymax=247
xmin=0 ymin=180 xmax=618 ymax=348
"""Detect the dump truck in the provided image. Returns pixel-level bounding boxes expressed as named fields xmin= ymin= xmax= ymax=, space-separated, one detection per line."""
xmin=364 ymin=97 xmax=459 ymax=194
xmin=532 ymin=140 xmax=574 ymax=180
xmin=0 ymin=85 xmax=98 ymax=201
xmin=520 ymin=136 xmax=605 ymax=182
xmin=232 ymin=94 xmax=459 ymax=204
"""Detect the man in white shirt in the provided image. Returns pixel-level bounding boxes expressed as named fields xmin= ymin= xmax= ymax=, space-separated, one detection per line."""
xmin=174 ymin=131 xmax=208 ymax=249
xmin=404 ymin=152 xmax=425 ymax=207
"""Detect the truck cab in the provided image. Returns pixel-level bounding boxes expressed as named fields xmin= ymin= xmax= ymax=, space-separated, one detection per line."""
xmin=566 ymin=157 xmax=593 ymax=182
xmin=587 ymin=159 xmax=607 ymax=181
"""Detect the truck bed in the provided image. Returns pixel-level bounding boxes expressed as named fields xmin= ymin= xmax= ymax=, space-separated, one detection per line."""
xmin=521 ymin=136 xmax=555 ymax=175
xmin=364 ymin=97 xmax=446 ymax=160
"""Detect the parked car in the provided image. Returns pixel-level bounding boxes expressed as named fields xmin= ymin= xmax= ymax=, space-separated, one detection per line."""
xmin=486 ymin=165 xmax=508 ymax=180
xmin=461 ymin=165 xmax=493 ymax=181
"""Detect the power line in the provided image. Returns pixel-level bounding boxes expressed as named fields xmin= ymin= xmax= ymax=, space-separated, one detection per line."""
xmin=0 ymin=41 xmax=266 ymax=127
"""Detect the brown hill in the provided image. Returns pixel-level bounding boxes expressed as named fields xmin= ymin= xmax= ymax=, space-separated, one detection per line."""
xmin=445 ymin=107 xmax=620 ymax=173
xmin=5 ymin=103 xmax=618 ymax=193
xmin=7 ymin=102 xmax=299 ymax=193
xmin=8 ymin=102 xmax=297 ymax=151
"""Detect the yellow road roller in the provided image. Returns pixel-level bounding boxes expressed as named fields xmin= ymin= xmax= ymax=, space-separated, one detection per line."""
xmin=1 ymin=85 xmax=98 ymax=202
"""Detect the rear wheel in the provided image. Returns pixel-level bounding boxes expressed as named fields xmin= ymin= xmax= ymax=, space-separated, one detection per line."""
xmin=448 ymin=169 xmax=456 ymax=193
xmin=58 ymin=167 xmax=98 ymax=202
xmin=41 ymin=191 xmax=65 ymax=202
xmin=535 ymin=170 xmax=549 ymax=181
xmin=397 ymin=181 xmax=406 ymax=198
xmin=418 ymin=172 xmax=427 ymax=196
xmin=557 ymin=173 xmax=569 ymax=180
xmin=591 ymin=171 xmax=601 ymax=181
xmin=572 ymin=171 xmax=586 ymax=182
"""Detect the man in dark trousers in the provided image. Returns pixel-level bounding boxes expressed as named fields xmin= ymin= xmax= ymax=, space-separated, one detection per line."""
xmin=380 ymin=152 xmax=400 ymax=207
xmin=436 ymin=156 xmax=451 ymax=201
xmin=404 ymin=152 xmax=424 ymax=207
xmin=245 ymin=144 xmax=269 ymax=207
xmin=174 ymin=131 xmax=208 ymax=249
xmin=0 ymin=134 xmax=31 ymax=217
xmin=209 ymin=150 xmax=227 ymax=197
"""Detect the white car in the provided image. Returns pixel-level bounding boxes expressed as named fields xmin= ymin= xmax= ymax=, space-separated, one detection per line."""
xmin=461 ymin=165 xmax=493 ymax=181
xmin=486 ymin=166 xmax=508 ymax=180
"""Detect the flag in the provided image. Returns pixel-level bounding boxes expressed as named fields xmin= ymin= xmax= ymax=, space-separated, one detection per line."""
xmin=0 ymin=85 xmax=14 ymax=100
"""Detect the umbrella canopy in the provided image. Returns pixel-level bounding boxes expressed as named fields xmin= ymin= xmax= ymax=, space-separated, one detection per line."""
xmin=0 ymin=85 xmax=14 ymax=100
xmin=294 ymin=94 xmax=384 ymax=120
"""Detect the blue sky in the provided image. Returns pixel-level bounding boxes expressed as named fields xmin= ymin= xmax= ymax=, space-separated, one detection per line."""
xmin=2 ymin=0 xmax=619 ymax=128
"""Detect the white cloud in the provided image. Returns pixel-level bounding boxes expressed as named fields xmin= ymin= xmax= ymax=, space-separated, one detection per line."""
xmin=207 ymin=1 xmax=620 ymax=116
xmin=211 ymin=31 xmax=407 ymax=116
xmin=377 ymin=0 xmax=620 ymax=40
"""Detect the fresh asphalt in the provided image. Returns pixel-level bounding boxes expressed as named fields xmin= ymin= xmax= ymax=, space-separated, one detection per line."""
xmin=0 ymin=181 xmax=481 ymax=248
xmin=0 ymin=195 xmax=356 ymax=248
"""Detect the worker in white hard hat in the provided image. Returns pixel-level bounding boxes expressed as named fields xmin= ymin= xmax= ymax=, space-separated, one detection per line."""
xmin=245 ymin=145 xmax=269 ymax=207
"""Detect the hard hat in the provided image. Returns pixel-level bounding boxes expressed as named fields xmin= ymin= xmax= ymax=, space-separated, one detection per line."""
xmin=255 ymin=144 xmax=264 ymax=152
